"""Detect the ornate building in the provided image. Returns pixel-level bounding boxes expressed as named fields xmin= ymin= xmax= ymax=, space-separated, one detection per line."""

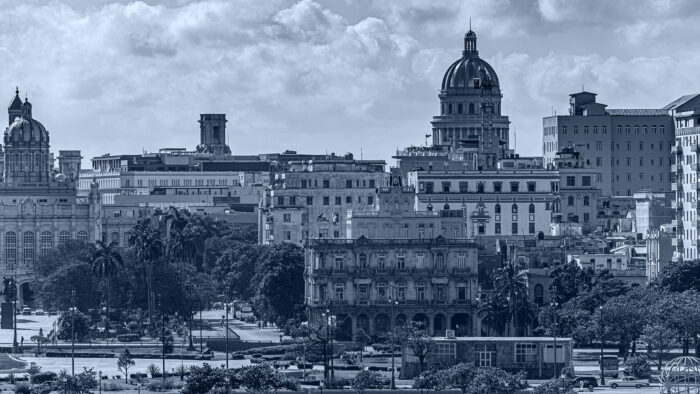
xmin=0 ymin=88 xmax=101 ymax=304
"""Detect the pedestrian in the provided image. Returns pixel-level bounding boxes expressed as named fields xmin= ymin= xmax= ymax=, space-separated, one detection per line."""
xmin=20 ymin=336 xmax=24 ymax=351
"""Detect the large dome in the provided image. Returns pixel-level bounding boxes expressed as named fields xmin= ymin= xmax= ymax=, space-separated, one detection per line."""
xmin=5 ymin=115 xmax=48 ymax=144
xmin=440 ymin=29 xmax=499 ymax=91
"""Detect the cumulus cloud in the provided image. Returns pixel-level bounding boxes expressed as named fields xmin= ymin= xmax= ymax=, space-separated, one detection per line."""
xmin=0 ymin=0 xmax=698 ymax=163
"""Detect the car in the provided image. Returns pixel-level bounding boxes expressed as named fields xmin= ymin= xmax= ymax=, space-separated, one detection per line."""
xmin=573 ymin=376 xmax=598 ymax=390
xmin=21 ymin=307 xmax=31 ymax=315
xmin=48 ymin=310 xmax=58 ymax=316
xmin=34 ymin=309 xmax=45 ymax=316
xmin=608 ymin=376 xmax=650 ymax=389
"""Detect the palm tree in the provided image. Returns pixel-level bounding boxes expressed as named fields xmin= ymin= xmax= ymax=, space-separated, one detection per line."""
xmin=128 ymin=219 xmax=164 ymax=328
xmin=492 ymin=261 xmax=531 ymax=335
xmin=91 ymin=240 xmax=123 ymax=335
xmin=479 ymin=292 xmax=509 ymax=336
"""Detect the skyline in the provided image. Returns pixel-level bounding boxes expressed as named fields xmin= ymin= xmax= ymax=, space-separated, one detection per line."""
xmin=2 ymin=0 xmax=700 ymax=167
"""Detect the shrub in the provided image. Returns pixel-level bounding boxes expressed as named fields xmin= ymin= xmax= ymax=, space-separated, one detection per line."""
xmin=116 ymin=334 xmax=141 ymax=342
xmin=102 ymin=382 xmax=125 ymax=391
xmin=29 ymin=383 xmax=52 ymax=394
xmin=146 ymin=363 xmax=161 ymax=379
xmin=533 ymin=378 xmax=576 ymax=394
xmin=13 ymin=383 xmax=30 ymax=394
xmin=30 ymin=371 xmax=57 ymax=385
xmin=352 ymin=370 xmax=384 ymax=394
xmin=146 ymin=379 xmax=175 ymax=392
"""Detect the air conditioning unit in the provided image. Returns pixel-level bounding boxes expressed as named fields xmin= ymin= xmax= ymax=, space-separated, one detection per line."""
xmin=445 ymin=330 xmax=456 ymax=339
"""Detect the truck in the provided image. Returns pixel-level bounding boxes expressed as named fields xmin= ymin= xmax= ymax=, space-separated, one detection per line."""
xmin=600 ymin=355 xmax=619 ymax=378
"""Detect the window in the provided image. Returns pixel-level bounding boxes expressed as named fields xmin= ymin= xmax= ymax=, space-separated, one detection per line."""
xmin=397 ymin=283 xmax=406 ymax=300
xmin=396 ymin=253 xmax=406 ymax=269
xmin=459 ymin=182 xmax=468 ymax=192
xmin=435 ymin=253 xmax=445 ymax=269
xmin=442 ymin=182 xmax=451 ymax=192
xmin=583 ymin=196 xmax=590 ymax=206
xmin=358 ymin=284 xmax=368 ymax=301
xmin=512 ymin=204 xmax=518 ymax=214
xmin=377 ymin=253 xmax=386 ymax=269
xmin=457 ymin=253 xmax=467 ymax=269
xmin=567 ymin=196 xmax=574 ymax=206
xmin=562 ymin=126 xmax=567 ymax=134
xmin=323 ymin=197 xmax=330 ymax=205
xmin=534 ymin=284 xmax=544 ymax=305
xmin=477 ymin=182 xmax=485 ymax=193
xmin=111 ymin=232 xmax=119 ymax=245
xmin=323 ymin=180 xmax=330 ymax=188
xmin=512 ymin=223 xmax=518 ymax=234
xmin=359 ymin=254 xmax=368 ymax=269
xmin=58 ymin=231 xmax=70 ymax=246
xmin=377 ymin=283 xmax=386 ymax=300
xmin=334 ymin=255 xmax=344 ymax=270
xmin=436 ymin=284 xmax=446 ymax=301
xmin=493 ymin=182 xmax=502 ymax=193
xmin=515 ymin=343 xmax=538 ymax=363
xmin=527 ymin=182 xmax=536 ymax=192
xmin=5 ymin=232 xmax=16 ymax=269
xmin=478 ymin=350 xmax=493 ymax=367
xmin=416 ymin=283 xmax=426 ymax=301
xmin=335 ymin=196 xmax=341 ymax=205
xmin=495 ymin=223 xmax=501 ymax=234
xmin=346 ymin=180 xmax=353 ymax=188
xmin=566 ymin=176 xmax=575 ymax=187
xmin=510 ymin=182 xmax=520 ymax=192
xmin=346 ymin=196 xmax=352 ymax=204
xmin=283 ymin=214 xmax=291 ymax=223
xmin=529 ymin=222 xmax=535 ymax=234
xmin=367 ymin=196 xmax=374 ymax=205
xmin=277 ymin=196 xmax=284 ymax=206
xmin=40 ymin=231 xmax=53 ymax=256
xmin=334 ymin=283 xmax=344 ymax=300
xmin=582 ymin=176 xmax=591 ymax=186
xmin=458 ymin=285 xmax=467 ymax=300
xmin=23 ymin=231 xmax=35 ymax=265
xmin=495 ymin=204 xmax=501 ymax=215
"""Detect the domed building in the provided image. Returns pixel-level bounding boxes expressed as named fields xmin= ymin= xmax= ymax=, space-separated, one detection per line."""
xmin=430 ymin=27 xmax=510 ymax=169
xmin=0 ymin=88 xmax=101 ymax=305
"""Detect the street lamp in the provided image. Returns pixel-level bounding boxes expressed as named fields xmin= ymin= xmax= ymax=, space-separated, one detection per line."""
xmin=321 ymin=293 xmax=334 ymax=384
xmin=70 ymin=290 xmax=77 ymax=376
xmin=599 ymin=305 xmax=605 ymax=386
xmin=98 ymin=370 xmax=102 ymax=394
xmin=550 ymin=301 xmax=559 ymax=379
xmin=388 ymin=284 xmax=399 ymax=390
xmin=224 ymin=292 xmax=231 ymax=369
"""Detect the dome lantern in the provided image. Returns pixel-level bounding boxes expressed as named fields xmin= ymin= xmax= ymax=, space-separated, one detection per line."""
xmin=463 ymin=19 xmax=478 ymax=56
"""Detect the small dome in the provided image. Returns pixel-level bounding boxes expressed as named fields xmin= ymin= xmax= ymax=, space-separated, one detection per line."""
xmin=465 ymin=29 xmax=476 ymax=38
xmin=5 ymin=116 xmax=48 ymax=144
xmin=55 ymin=173 xmax=66 ymax=182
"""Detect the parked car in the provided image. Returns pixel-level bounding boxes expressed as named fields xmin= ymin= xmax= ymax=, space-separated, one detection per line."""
xmin=22 ymin=307 xmax=31 ymax=315
xmin=48 ymin=310 xmax=58 ymax=316
xmin=609 ymin=376 xmax=650 ymax=389
xmin=34 ymin=309 xmax=45 ymax=316
xmin=573 ymin=376 xmax=598 ymax=389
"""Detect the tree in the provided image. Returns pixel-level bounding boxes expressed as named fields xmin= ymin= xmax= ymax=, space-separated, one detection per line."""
xmin=352 ymin=370 xmax=384 ymax=394
xmin=641 ymin=322 xmax=677 ymax=370
xmin=624 ymin=356 xmax=651 ymax=379
xmin=90 ymin=240 xmax=123 ymax=334
xmin=447 ymin=363 xmax=478 ymax=394
xmin=56 ymin=311 xmax=91 ymax=342
xmin=479 ymin=292 xmax=509 ymax=336
xmin=128 ymin=219 xmax=165 ymax=328
xmin=492 ymin=262 xmax=533 ymax=335
xmin=651 ymin=259 xmax=700 ymax=292
xmin=656 ymin=291 xmax=700 ymax=355
xmin=548 ymin=262 xmax=593 ymax=304
xmin=237 ymin=363 xmax=298 ymax=394
xmin=468 ymin=367 xmax=527 ymax=394
xmin=117 ymin=349 xmax=135 ymax=384
xmin=396 ymin=321 xmax=432 ymax=373
xmin=183 ymin=364 xmax=238 ymax=394
xmin=354 ymin=329 xmax=372 ymax=363
xmin=598 ymin=288 xmax=654 ymax=358
xmin=253 ymin=243 xmax=304 ymax=322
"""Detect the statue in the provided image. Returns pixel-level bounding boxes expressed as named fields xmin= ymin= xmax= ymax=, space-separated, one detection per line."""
xmin=1 ymin=277 xmax=17 ymax=303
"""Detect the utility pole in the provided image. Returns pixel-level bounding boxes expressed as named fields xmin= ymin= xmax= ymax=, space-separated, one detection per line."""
xmin=161 ymin=296 xmax=165 ymax=381
xmin=225 ymin=286 xmax=230 ymax=369
xmin=551 ymin=301 xmax=559 ymax=379
xmin=11 ymin=277 xmax=17 ymax=353
xmin=599 ymin=306 xmax=605 ymax=386
xmin=389 ymin=284 xmax=398 ymax=389
xmin=71 ymin=289 xmax=76 ymax=376
xmin=199 ymin=299 xmax=203 ymax=354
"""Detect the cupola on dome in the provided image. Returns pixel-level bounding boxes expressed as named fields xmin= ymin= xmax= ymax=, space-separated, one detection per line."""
xmin=441 ymin=28 xmax=499 ymax=91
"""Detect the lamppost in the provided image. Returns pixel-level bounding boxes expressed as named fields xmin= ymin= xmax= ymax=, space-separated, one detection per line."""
xmin=388 ymin=283 xmax=398 ymax=390
xmin=550 ymin=301 xmax=559 ymax=379
xmin=199 ymin=298 xmax=203 ymax=354
xmin=224 ymin=292 xmax=231 ymax=369
xmin=160 ymin=295 xmax=166 ymax=381
xmin=70 ymin=290 xmax=77 ymax=376
xmin=599 ymin=305 xmax=605 ymax=386
xmin=11 ymin=277 xmax=17 ymax=353
xmin=321 ymin=292 xmax=334 ymax=383
xmin=98 ymin=370 xmax=102 ymax=394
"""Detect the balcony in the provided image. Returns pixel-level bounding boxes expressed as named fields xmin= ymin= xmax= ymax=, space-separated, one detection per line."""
xmin=672 ymin=183 xmax=678 ymax=191
xmin=672 ymin=145 xmax=683 ymax=154
xmin=672 ymin=201 xmax=681 ymax=210
xmin=672 ymin=163 xmax=683 ymax=173
xmin=694 ymin=144 xmax=700 ymax=153
xmin=672 ymin=219 xmax=678 ymax=226
xmin=693 ymin=239 xmax=698 ymax=246
xmin=672 ymin=238 xmax=683 ymax=247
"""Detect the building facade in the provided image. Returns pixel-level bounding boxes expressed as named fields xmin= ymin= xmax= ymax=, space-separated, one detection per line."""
xmin=553 ymin=147 xmax=602 ymax=233
xmin=1 ymin=88 xmax=101 ymax=304
xmin=259 ymin=155 xmax=387 ymax=245
xmin=667 ymin=93 xmax=700 ymax=261
xmin=543 ymin=92 xmax=674 ymax=197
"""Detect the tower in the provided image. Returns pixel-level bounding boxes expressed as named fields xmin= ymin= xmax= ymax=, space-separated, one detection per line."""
xmin=431 ymin=27 xmax=510 ymax=169
xmin=7 ymin=87 xmax=21 ymax=125
xmin=57 ymin=150 xmax=83 ymax=181
xmin=197 ymin=114 xmax=231 ymax=155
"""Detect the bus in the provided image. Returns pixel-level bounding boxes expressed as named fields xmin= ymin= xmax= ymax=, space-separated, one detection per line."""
xmin=601 ymin=355 xmax=619 ymax=378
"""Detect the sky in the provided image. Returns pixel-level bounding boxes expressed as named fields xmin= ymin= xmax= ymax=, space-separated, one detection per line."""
xmin=1 ymin=0 xmax=700 ymax=167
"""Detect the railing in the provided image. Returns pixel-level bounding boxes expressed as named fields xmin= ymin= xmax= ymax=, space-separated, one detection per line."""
xmin=307 ymin=238 xmax=477 ymax=246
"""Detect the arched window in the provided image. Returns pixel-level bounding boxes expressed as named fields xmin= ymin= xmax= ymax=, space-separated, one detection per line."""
xmin=123 ymin=232 xmax=131 ymax=245
xmin=457 ymin=103 xmax=463 ymax=114
xmin=534 ymin=284 xmax=544 ymax=305
xmin=469 ymin=103 xmax=475 ymax=114
xmin=397 ymin=282 xmax=406 ymax=300
xmin=111 ymin=232 xmax=120 ymax=246
xmin=512 ymin=204 xmax=518 ymax=213
xmin=77 ymin=231 xmax=88 ymax=242
xmin=529 ymin=203 xmax=535 ymax=214
xmin=23 ymin=232 xmax=35 ymax=265
xmin=567 ymin=196 xmax=574 ymax=206
xmin=58 ymin=231 xmax=70 ymax=246
xmin=40 ymin=231 xmax=53 ymax=256
xmin=5 ymin=232 xmax=17 ymax=269
xmin=494 ymin=203 xmax=501 ymax=214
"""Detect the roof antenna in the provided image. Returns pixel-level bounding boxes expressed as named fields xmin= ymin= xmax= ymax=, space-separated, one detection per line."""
xmin=469 ymin=17 xmax=472 ymax=31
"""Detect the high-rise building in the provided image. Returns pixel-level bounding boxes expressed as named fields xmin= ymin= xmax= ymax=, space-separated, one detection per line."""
xmin=667 ymin=93 xmax=700 ymax=261
xmin=543 ymin=92 xmax=674 ymax=197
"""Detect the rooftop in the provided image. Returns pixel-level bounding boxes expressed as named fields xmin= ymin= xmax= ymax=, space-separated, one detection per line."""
xmin=606 ymin=109 xmax=668 ymax=116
